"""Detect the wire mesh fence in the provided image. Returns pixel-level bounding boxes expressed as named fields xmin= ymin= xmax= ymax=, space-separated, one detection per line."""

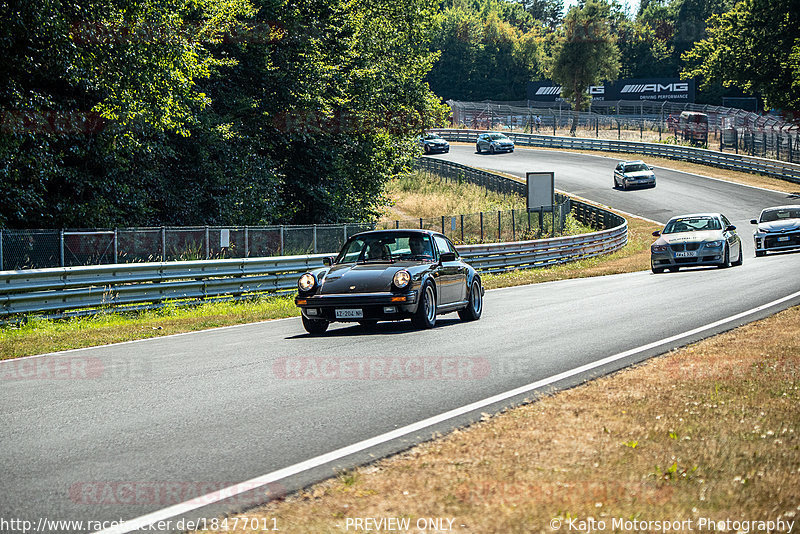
xmin=448 ymin=99 xmax=799 ymax=163
xmin=375 ymin=206 xmax=570 ymax=245
xmin=0 ymin=224 xmax=373 ymax=271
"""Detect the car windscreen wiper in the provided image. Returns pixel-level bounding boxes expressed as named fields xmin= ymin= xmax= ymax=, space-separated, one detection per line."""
xmin=357 ymin=258 xmax=395 ymax=264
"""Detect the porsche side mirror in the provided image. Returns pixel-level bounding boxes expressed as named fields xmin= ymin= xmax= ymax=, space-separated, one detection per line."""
xmin=439 ymin=252 xmax=456 ymax=263
xmin=725 ymin=225 xmax=736 ymax=232
xmin=652 ymin=231 xmax=661 ymax=237
xmin=750 ymin=219 xmax=758 ymax=225
xmin=322 ymin=256 xmax=334 ymax=266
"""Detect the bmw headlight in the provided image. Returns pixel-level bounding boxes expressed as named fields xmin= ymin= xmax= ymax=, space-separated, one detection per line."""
xmin=393 ymin=270 xmax=411 ymax=289
xmin=651 ymin=244 xmax=668 ymax=252
xmin=704 ymin=240 xmax=724 ymax=249
xmin=298 ymin=273 xmax=316 ymax=291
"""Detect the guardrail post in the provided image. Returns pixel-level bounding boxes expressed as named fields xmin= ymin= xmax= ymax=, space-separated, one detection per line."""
xmin=395 ymin=220 xmax=399 ymax=229
xmin=244 ymin=226 xmax=249 ymax=257
xmin=479 ymin=212 xmax=484 ymax=242
xmin=113 ymin=228 xmax=118 ymax=264
xmin=497 ymin=211 xmax=501 ymax=242
xmin=313 ymin=225 xmax=317 ymax=254
xmin=460 ymin=215 xmax=464 ymax=243
xmin=0 ymin=228 xmax=3 ymax=271
xmin=60 ymin=229 xmax=65 ymax=267
xmin=441 ymin=216 xmax=445 ymax=235
xmin=205 ymin=226 xmax=210 ymax=259
xmin=161 ymin=226 xmax=166 ymax=261
xmin=419 ymin=218 xmax=423 ymax=230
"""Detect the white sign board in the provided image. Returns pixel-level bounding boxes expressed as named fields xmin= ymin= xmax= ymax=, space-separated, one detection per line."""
xmin=220 ymin=229 xmax=230 ymax=248
xmin=526 ymin=172 xmax=555 ymax=210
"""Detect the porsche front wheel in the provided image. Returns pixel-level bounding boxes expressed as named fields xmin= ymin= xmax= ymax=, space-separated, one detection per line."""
xmin=302 ymin=315 xmax=329 ymax=335
xmin=411 ymin=281 xmax=437 ymax=329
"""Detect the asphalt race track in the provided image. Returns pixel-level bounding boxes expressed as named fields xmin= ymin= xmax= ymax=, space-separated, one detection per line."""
xmin=2 ymin=146 xmax=800 ymax=533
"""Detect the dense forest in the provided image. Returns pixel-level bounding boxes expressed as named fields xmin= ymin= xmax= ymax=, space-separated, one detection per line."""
xmin=0 ymin=0 xmax=797 ymax=229
xmin=426 ymin=0 xmax=746 ymax=102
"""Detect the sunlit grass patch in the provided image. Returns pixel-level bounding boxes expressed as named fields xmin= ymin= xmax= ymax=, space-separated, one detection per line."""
xmin=0 ymin=296 xmax=298 ymax=360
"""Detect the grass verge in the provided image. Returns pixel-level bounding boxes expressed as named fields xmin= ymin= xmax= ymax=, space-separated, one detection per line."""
xmin=193 ymin=304 xmax=800 ymax=533
xmin=0 ymin=297 xmax=299 ymax=360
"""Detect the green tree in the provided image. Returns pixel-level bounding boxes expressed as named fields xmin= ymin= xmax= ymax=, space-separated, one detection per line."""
xmin=427 ymin=0 xmax=546 ymax=101
xmin=682 ymin=0 xmax=800 ymax=113
xmin=519 ymin=0 xmax=564 ymax=29
xmin=548 ymin=0 xmax=620 ymax=134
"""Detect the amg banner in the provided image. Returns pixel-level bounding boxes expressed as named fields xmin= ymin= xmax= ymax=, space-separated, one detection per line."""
xmin=527 ymin=81 xmax=603 ymax=102
xmin=527 ymin=78 xmax=695 ymax=103
xmin=604 ymin=78 xmax=695 ymax=102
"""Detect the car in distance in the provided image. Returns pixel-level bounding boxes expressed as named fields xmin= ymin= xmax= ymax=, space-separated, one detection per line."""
xmin=751 ymin=205 xmax=800 ymax=257
xmin=295 ymin=229 xmax=484 ymax=335
xmin=650 ymin=213 xmax=743 ymax=273
xmin=613 ymin=160 xmax=656 ymax=190
xmin=418 ymin=133 xmax=450 ymax=154
xmin=476 ymin=132 xmax=514 ymax=154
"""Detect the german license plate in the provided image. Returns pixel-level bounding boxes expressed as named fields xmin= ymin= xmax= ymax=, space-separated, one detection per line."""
xmin=674 ymin=251 xmax=697 ymax=258
xmin=778 ymin=236 xmax=790 ymax=242
xmin=335 ymin=309 xmax=363 ymax=319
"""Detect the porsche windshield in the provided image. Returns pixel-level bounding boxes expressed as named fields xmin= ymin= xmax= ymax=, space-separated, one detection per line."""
xmin=760 ymin=208 xmax=800 ymax=222
xmin=336 ymin=233 xmax=435 ymax=263
xmin=663 ymin=216 xmax=722 ymax=234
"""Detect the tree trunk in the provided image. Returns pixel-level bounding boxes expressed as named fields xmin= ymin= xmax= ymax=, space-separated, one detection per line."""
xmin=570 ymin=92 xmax=582 ymax=136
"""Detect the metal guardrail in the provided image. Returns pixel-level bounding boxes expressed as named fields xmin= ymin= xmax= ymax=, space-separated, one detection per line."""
xmin=432 ymin=129 xmax=800 ymax=185
xmin=0 ymin=161 xmax=627 ymax=319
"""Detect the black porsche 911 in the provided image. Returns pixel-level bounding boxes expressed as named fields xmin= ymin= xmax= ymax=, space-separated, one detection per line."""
xmin=295 ymin=229 xmax=484 ymax=335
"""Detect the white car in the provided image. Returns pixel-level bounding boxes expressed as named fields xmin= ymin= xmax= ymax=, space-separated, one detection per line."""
xmin=614 ymin=160 xmax=656 ymax=190
xmin=751 ymin=205 xmax=800 ymax=257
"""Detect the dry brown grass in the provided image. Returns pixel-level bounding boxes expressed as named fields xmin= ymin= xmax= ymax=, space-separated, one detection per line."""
xmin=380 ymin=172 xmax=525 ymax=222
xmin=196 ymin=305 xmax=800 ymax=534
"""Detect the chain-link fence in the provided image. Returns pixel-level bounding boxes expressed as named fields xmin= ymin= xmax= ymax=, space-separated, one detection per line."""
xmin=448 ymin=99 xmax=799 ymax=163
xmin=0 ymin=224 xmax=373 ymax=271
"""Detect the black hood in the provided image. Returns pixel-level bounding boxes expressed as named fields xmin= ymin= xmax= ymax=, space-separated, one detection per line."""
xmin=320 ymin=263 xmax=404 ymax=293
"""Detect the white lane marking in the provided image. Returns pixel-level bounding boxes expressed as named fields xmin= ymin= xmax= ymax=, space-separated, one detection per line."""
xmin=96 ymin=289 xmax=800 ymax=534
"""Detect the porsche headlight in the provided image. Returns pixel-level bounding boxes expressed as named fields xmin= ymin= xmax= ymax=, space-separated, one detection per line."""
xmin=298 ymin=273 xmax=316 ymax=291
xmin=393 ymin=270 xmax=411 ymax=289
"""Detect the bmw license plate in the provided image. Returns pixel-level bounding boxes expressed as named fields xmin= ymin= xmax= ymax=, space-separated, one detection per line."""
xmin=335 ymin=309 xmax=363 ymax=319
xmin=674 ymin=251 xmax=697 ymax=258
xmin=778 ymin=236 xmax=790 ymax=242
